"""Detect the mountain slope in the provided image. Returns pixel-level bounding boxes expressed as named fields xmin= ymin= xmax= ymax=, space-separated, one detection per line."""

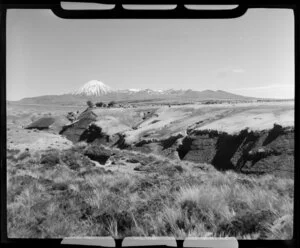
xmin=73 ymin=80 xmax=112 ymax=96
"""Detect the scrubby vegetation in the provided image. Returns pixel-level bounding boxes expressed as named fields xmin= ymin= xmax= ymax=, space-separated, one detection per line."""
xmin=108 ymin=101 xmax=116 ymax=108
xmin=95 ymin=102 xmax=105 ymax=108
xmin=94 ymin=101 xmax=116 ymax=108
xmin=86 ymin=100 xmax=94 ymax=108
xmin=7 ymin=146 xmax=293 ymax=239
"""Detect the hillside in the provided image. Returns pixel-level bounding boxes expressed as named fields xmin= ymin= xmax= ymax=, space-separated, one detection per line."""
xmin=14 ymin=90 xmax=254 ymax=106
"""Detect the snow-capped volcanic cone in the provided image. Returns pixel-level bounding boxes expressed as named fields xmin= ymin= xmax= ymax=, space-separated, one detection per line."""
xmin=74 ymin=80 xmax=113 ymax=96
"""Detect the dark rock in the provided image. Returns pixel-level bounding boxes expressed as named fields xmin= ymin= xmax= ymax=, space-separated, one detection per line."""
xmin=60 ymin=110 xmax=97 ymax=143
xmin=177 ymin=135 xmax=217 ymax=162
xmin=177 ymin=127 xmax=294 ymax=177
xmin=52 ymin=182 xmax=68 ymax=191
xmin=66 ymin=111 xmax=78 ymax=122
xmin=263 ymin=123 xmax=285 ymax=146
xmin=80 ymin=124 xmax=103 ymax=143
xmin=25 ymin=117 xmax=55 ymax=130
xmin=174 ymin=165 xmax=184 ymax=172
xmin=133 ymin=165 xmax=143 ymax=171
xmin=126 ymin=158 xmax=139 ymax=163
xmin=160 ymin=134 xmax=183 ymax=150
xmin=84 ymin=145 xmax=112 ymax=165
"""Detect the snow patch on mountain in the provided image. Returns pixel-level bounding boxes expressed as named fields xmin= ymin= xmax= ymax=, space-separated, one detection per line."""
xmin=74 ymin=80 xmax=113 ymax=96
xmin=128 ymin=89 xmax=141 ymax=92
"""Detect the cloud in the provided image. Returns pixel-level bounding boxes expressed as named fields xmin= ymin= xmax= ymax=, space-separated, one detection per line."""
xmin=232 ymin=84 xmax=294 ymax=91
xmin=216 ymin=67 xmax=245 ymax=78
xmin=230 ymin=84 xmax=294 ymax=99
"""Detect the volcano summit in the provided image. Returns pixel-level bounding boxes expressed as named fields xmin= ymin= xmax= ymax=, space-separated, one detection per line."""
xmin=73 ymin=80 xmax=113 ymax=97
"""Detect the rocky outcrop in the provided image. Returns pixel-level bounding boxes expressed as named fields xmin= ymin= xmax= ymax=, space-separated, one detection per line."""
xmin=132 ymin=134 xmax=184 ymax=160
xmin=60 ymin=110 xmax=128 ymax=148
xmin=66 ymin=111 xmax=79 ymax=122
xmin=84 ymin=145 xmax=112 ymax=165
xmin=25 ymin=117 xmax=56 ymax=130
xmin=59 ymin=108 xmax=294 ymax=177
xmin=177 ymin=125 xmax=294 ymax=177
xmin=59 ymin=111 xmax=97 ymax=142
xmin=80 ymin=124 xmax=108 ymax=143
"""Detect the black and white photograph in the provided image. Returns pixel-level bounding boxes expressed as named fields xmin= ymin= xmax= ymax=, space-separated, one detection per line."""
xmin=6 ymin=6 xmax=294 ymax=239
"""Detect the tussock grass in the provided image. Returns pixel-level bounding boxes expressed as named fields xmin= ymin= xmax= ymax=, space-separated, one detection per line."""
xmin=7 ymin=145 xmax=293 ymax=239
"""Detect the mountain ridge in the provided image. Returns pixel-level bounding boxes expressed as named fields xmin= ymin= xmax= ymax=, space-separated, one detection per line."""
xmin=15 ymin=80 xmax=257 ymax=105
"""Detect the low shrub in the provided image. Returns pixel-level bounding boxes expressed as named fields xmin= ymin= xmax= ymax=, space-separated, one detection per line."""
xmin=107 ymin=101 xmax=116 ymax=108
xmin=266 ymin=214 xmax=293 ymax=239
xmin=7 ymin=149 xmax=21 ymax=157
xmin=16 ymin=151 xmax=31 ymax=161
xmin=95 ymin=102 xmax=104 ymax=107
xmin=216 ymin=209 xmax=274 ymax=237
xmin=86 ymin=100 xmax=94 ymax=108
xmin=40 ymin=150 xmax=60 ymax=166
xmin=60 ymin=150 xmax=94 ymax=171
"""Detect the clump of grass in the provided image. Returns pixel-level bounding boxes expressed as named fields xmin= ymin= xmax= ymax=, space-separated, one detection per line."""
xmin=210 ymin=170 xmax=238 ymax=187
xmin=216 ymin=209 xmax=273 ymax=237
xmin=40 ymin=150 xmax=60 ymax=166
xmin=176 ymin=185 xmax=234 ymax=231
xmin=265 ymin=214 xmax=293 ymax=239
xmin=7 ymin=149 xmax=21 ymax=159
xmin=106 ymin=218 xmax=120 ymax=238
xmin=16 ymin=151 xmax=31 ymax=161
xmin=60 ymin=150 xmax=94 ymax=171
xmin=103 ymin=212 xmax=135 ymax=238
xmin=161 ymin=206 xmax=188 ymax=238
xmin=7 ymin=149 xmax=31 ymax=163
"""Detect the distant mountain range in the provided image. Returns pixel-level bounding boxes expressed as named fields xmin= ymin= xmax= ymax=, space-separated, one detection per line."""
xmin=15 ymin=80 xmax=255 ymax=106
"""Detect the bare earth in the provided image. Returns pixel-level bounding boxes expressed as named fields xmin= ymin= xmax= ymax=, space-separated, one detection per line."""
xmin=95 ymin=101 xmax=294 ymax=144
xmin=7 ymin=101 xmax=294 ymax=152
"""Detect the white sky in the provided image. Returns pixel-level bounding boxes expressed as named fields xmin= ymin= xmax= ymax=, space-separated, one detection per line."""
xmin=7 ymin=8 xmax=294 ymax=100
